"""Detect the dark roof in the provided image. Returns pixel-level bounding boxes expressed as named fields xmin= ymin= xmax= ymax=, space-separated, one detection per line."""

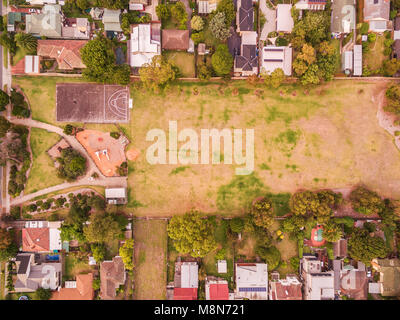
xmin=393 ymin=40 xmax=400 ymax=59
xmin=395 ymin=16 xmax=400 ymax=30
xmin=228 ymin=27 xmax=241 ymax=56
xmin=235 ymin=45 xmax=258 ymax=71
xmin=162 ymin=29 xmax=189 ymax=50
xmin=238 ymin=0 xmax=253 ymax=31
xmin=16 ymin=254 xmax=31 ymax=274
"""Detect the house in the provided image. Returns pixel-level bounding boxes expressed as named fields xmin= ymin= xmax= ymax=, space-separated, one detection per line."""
xmin=37 ymin=40 xmax=87 ymax=70
xmin=130 ymin=23 xmax=161 ymax=68
xmin=198 ymin=0 xmax=220 ymax=14
xmin=62 ymin=17 xmax=91 ymax=39
xmin=14 ymin=253 xmax=62 ymax=292
xmin=22 ymin=221 xmax=62 ymax=253
xmin=235 ymin=263 xmax=268 ymax=300
xmin=51 ymin=273 xmax=94 ymax=300
xmin=364 ymin=0 xmax=390 ymax=32
xmin=393 ymin=40 xmax=400 ymax=59
xmin=236 ymin=0 xmax=254 ymax=33
xmin=100 ymin=256 xmax=126 ymax=300
xmin=276 ymin=4 xmax=294 ymax=33
xmin=129 ymin=0 xmax=148 ymax=11
xmin=333 ymin=239 xmax=348 ymax=258
xmin=295 ymin=0 xmax=326 ymax=10
xmin=26 ymin=4 xmax=62 ymax=38
xmin=269 ymin=274 xmax=302 ymax=300
xmin=105 ymin=188 xmax=127 ymax=205
xmin=173 ymin=261 xmax=198 ymax=300
xmin=234 ymin=31 xmax=258 ymax=76
xmin=261 ymin=45 xmax=292 ymax=76
xmin=103 ymin=9 xmax=122 ymax=32
xmin=338 ymin=261 xmax=368 ymax=300
xmin=27 ymin=0 xmax=57 ymax=4
xmin=205 ymin=276 xmax=230 ymax=300
xmin=7 ymin=12 xmax=22 ymax=32
xmin=301 ymin=254 xmax=335 ymax=300
xmin=331 ymin=0 xmax=356 ymax=34
xmin=162 ymin=29 xmax=190 ymax=51
xmin=90 ymin=7 xmax=104 ymax=20
xmin=353 ymin=44 xmax=362 ymax=76
xmin=371 ymin=258 xmax=400 ymax=297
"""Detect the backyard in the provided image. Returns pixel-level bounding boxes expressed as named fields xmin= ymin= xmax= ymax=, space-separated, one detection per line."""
xmin=163 ymin=51 xmax=196 ymax=78
xmin=25 ymin=127 xmax=64 ymax=194
xmin=133 ymin=219 xmax=167 ymax=300
xmin=363 ymin=34 xmax=389 ymax=74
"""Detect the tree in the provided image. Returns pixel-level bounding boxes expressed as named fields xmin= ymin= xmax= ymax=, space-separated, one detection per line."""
xmin=119 ymin=239 xmax=134 ymax=270
xmin=84 ymin=213 xmax=122 ymax=243
xmin=255 ymin=245 xmax=281 ymax=270
xmin=0 ymin=116 xmax=11 ymax=138
xmin=251 ymin=197 xmax=274 ymax=229
xmin=230 ymin=217 xmax=244 ymax=234
xmin=76 ymin=0 xmax=90 ymax=10
xmin=171 ymin=2 xmax=187 ymax=29
xmin=156 ymin=4 xmax=170 ymax=21
xmin=209 ymin=12 xmax=230 ymax=41
xmin=216 ymin=0 xmax=235 ymax=27
xmin=383 ymin=59 xmax=400 ymax=77
xmin=348 ymin=228 xmax=388 ymax=264
xmin=191 ymin=16 xmax=204 ymax=31
xmin=63 ymin=124 xmax=75 ymax=135
xmin=264 ymin=68 xmax=285 ymax=88
xmin=139 ymin=55 xmax=176 ymax=91
xmin=15 ymin=32 xmax=37 ymax=53
xmin=34 ymin=288 xmax=52 ymax=300
xmin=57 ymin=148 xmax=86 ymax=181
xmin=197 ymin=63 xmax=212 ymax=80
xmin=301 ymin=11 xmax=330 ymax=45
xmin=385 ymin=84 xmax=400 ymax=116
xmin=191 ymin=31 xmax=205 ymax=45
xmin=91 ymin=243 xmax=106 ymax=263
xmin=0 ymin=89 xmax=9 ymax=110
xmin=297 ymin=43 xmax=316 ymax=65
xmin=322 ymin=221 xmax=342 ymax=242
xmin=0 ymin=32 xmax=17 ymax=55
xmin=211 ymin=44 xmax=233 ymax=76
xmin=0 ymin=228 xmax=12 ymax=251
xmin=349 ymin=186 xmax=384 ymax=215
xmin=281 ymin=215 xmax=306 ymax=233
xmin=167 ymin=211 xmax=217 ymax=258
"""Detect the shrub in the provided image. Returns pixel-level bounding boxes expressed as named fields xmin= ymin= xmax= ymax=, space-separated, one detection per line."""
xmin=47 ymin=213 xmax=59 ymax=221
xmin=10 ymin=206 xmax=21 ymax=220
xmin=230 ymin=217 xmax=244 ymax=233
xmin=367 ymin=33 xmax=376 ymax=43
xmin=63 ymin=124 xmax=75 ymax=135
xmin=11 ymin=105 xmax=30 ymax=118
xmin=0 ymin=89 xmax=9 ymax=108
xmin=191 ymin=31 xmax=205 ymax=45
xmin=215 ymin=248 xmax=226 ymax=260
xmin=191 ymin=15 xmax=204 ymax=31
xmin=197 ymin=63 xmax=212 ymax=80
xmin=276 ymin=37 xmax=288 ymax=46
xmin=360 ymin=22 xmax=369 ymax=35
xmin=395 ymin=131 xmax=400 ymax=136
xmin=110 ymin=131 xmax=120 ymax=139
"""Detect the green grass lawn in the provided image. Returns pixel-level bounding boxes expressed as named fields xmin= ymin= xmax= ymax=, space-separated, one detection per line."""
xmin=0 ymin=262 xmax=4 ymax=300
xmin=163 ymin=51 xmax=196 ymax=78
xmin=25 ymin=127 xmax=64 ymax=194
xmin=11 ymin=47 xmax=26 ymax=67
xmin=64 ymin=253 xmax=93 ymax=281
xmin=133 ymin=219 xmax=167 ymax=300
xmin=363 ymin=35 xmax=389 ymax=73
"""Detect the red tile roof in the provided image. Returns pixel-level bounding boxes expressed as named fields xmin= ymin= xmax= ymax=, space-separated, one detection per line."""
xmin=209 ymin=283 xmax=229 ymax=300
xmin=270 ymin=281 xmax=302 ymax=300
xmin=37 ymin=40 xmax=87 ymax=70
xmin=22 ymin=228 xmax=50 ymax=252
xmin=51 ymin=273 xmax=94 ymax=300
xmin=173 ymin=288 xmax=197 ymax=300
xmin=162 ymin=30 xmax=189 ymax=50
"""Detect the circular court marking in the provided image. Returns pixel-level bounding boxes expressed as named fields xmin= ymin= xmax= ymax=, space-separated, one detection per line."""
xmin=108 ymin=89 xmax=128 ymax=119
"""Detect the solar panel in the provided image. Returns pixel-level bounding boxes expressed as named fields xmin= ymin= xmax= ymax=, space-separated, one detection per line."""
xmin=239 ymin=287 xmax=267 ymax=292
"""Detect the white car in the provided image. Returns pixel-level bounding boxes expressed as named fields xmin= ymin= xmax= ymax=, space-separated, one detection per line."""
xmin=28 ymin=8 xmax=36 ymax=13
xmin=367 ymin=270 xmax=372 ymax=277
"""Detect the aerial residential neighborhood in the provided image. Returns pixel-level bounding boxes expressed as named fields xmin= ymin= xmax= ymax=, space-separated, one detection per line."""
xmin=0 ymin=0 xmax=399 ymax=306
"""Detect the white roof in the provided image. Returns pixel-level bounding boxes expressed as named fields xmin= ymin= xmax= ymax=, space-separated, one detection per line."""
xmin=131 ymin=24 xmax=160 ymax=67
xmin=49 ymin=227 xmax=62 ymax=251
xmin=343 ymin=50 xmax=353 ymax=70
xmin=394 ymin=30 xmax=400 ymax=40
xmin=236 ymin=263 xmax=268 ymax=287
xmin=242 ymin=31 xmax=257 ymax=45
xmin=218 ymin=260 xmax=227 ymax=273
xmin=276 ymin=4 xmax=294 ymax=32
xmin=368 ymin=282 xmax=381 ymax=294
xmin=65 ymin=281 xmax=77 ymax=288
xmin=307 ymin=272 xmax=335 ymax=300
xmin=353 ymin=44 xmax=362 ymax=76
xmin=88 ymin=256 xmax=97 ymax=265
xmin=28 ymin=0 xmax=57 ymax=3
xmin=261 ymin=46 xmax=292 ymax=76
xmin=105 ymin=188 xmax=127 ymax=199
xmin=181 ymin=262 xmax=198 ymax=288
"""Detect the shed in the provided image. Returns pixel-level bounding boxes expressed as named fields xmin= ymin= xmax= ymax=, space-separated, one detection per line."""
xmin=217 ymin=260 xmax=227 ymax=273
xmin=353 ymin=45 xmax=362 ymax=76
xmin=105 ymin=188 xmax=127 ymax=204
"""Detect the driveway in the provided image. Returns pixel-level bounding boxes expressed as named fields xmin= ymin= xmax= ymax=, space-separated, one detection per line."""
xmin=259 ymin=0 xmax=276 ymax=41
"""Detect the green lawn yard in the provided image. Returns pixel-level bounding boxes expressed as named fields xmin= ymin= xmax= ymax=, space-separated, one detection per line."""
xmin=25 ymin=127 xmax=64 ymax=194
xmin=163 ymin=51 xmax=196 ymax=78
xmin=363 ymin=34 xmax=389 ymax=73
xmin=133 ymin=219 xmax=167 ymax=300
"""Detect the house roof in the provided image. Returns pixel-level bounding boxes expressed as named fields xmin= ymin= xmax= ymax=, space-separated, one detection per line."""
xmin=331 ymin=0 xmax=356 ymax=33
xmin=238 ymin=0 xmax=254 ymax=31
xmin=25 ymin=4 xmax=62 ymax=38
xmin=340 ymin=269 xmax=368 ymax=300
xmin=130 ymin=24 xmax=161 ymax=67
xmin=37 ymin=39 xmax=87 ymax=70
xmin=173 ymin=288 xmax=198 ymax=300
xmin=393 ymin=40 xmax=400 ymax=58
xmin=235 ymin=44 xmax=258 ymax=71
xmin=103 ymin=9 xmax=122 ymax=32
xmin=62 ymin=18 xmax=90 ymax=39
xmin=364 ymin=0 xmax=390 ymax=22
xmin=22 ymin=228 xmax=50 ymax=252
xmin=353 ymin=44 xmax=362 ymax=76
xmin=162 ymin=29 xmax=189 ymax=50
xmin=269 ymin=276 xmax=302 ymax=300
xmin=395 ymin=17 xmax=400 ymax=31
xmin=100 ymin=256 xmax=126 ymax=300
xmin=11 ymin=55 xmax=40 ymax=75
xmin=333 ymin=239 xmax=348 ymax=258
xmin=209 ymin=283 xmax=229 ymax=300
xmin=181 ymin=262 xmax=199 ymax=288
xmin=51 ymin=273 xmax=94 ymax=300
xmin=105 ymin=188 xmax=127 ymax=199
xmin=261 ymin=46 xmax=292 ymax=76
xmin=276 ymin=4 xmax=294 ymax=32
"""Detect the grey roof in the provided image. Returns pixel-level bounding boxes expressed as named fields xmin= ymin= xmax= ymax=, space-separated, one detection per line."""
xmin=364 ymin=0 xmax=390 ymax=21
xmin=103 ymin=9 xmax=122 ymax=32
xmin=393 ymin=40 xmax=400 ymax=59
xmin=238 ymin=0 xmax=253 ymax=31
xmin=395 ymin=17 xmax=400 ymax=30
xmin=235 ymin=45 xmax=258 ymax=71
xmin=16 ymin=254 xmax=31 ymax=275
xmin=353 ymin=44 xmax=362 ymax=76
xmin=26 ymin=4 xmax=62 ymax=38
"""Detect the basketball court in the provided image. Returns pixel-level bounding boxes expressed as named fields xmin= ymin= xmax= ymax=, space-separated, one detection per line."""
xmin=56 ymin=83 xmax=129 ymax=123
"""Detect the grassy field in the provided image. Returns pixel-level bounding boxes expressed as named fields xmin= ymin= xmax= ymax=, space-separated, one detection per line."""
xmin=13 ymin=76 xmax=85 ymax=126
xmin=25 ymin=127 xmax=64 ymax=194
xmin=133 ymin=219 xmax=167 ymax=300
xmin=163 ymin=51 xmax=196 ymax=78
xmin=64 ymin=254 xmax=93 ymax=281
xmin=363 ymin=35 xmax=388 ymax=73
xmin=125 ymin=80 xmax=400 ymax=216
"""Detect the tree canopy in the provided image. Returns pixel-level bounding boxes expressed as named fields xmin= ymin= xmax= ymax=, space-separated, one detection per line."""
xmin=167 ymin=211 xmax=217 ymax=258
xmin=251 ymin=197 xmax=275 ymax=229
xmin=56 ymin=148 xmax=87 ymax=181
xmin=83 ymin=212 xmax=123 ymax=244
xmin=211 ymin=44 xmax=233 ymax=76
xmin=349 ymin=186 xmax=384 ymax=215
xmin=119 ymin=238 xmax=134 ymax=271
xmin=255 ymin=245 xmax=281 ymax=270
xmin=322 ymin=220 xmax=343 ymax=242
xmin=348 ymin=228 xmax=388 ymax=264
xmin=209 ymin=12 xmax=230 ymax=41
xmin=139 ymin=55 xmax=176 ymax=91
